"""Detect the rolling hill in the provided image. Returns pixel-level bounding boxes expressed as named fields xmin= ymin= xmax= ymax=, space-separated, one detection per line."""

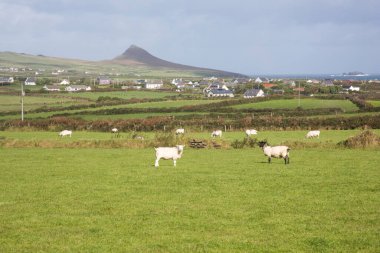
xmin=0 ymin=45 xmax=247 ymax=78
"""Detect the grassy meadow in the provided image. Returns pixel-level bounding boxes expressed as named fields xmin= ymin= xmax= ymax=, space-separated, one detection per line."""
xmin=0 ymin=88 xmax=379 ymax=251
xmin=231 ymin=98 xmax=359 ymax=112
xmin=1 ymin=145 xmax=379 ymax=252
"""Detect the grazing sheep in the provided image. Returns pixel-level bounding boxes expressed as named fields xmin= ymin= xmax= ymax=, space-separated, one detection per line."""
xmin=258 ymin=141 xmax=290 ymax=164
xmin=111 ymin=128 xmax=120 ymax=137
xmin=176 ymin=128 xmax=185 ymax=135
xmin=211 ymin=130 xmax=222 ymax=138
xmin=154 ymin=145 xmax=184 ymax=167
xmin=245 ymin=129 xmax=258 ymax=137
xmin=306 ymin=130 xmax=320 ymax=139
xmin=132 ymin=133 xmax=144 ymax=140
xmin=59 ymin=130 xmax=72 ymax=137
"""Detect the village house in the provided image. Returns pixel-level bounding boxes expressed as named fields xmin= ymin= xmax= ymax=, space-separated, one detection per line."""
xmin=255 ymin=77 xmax=269 ymax=84
xmin=283 ymin=80 xmax=296 ymax=86
xmin=321 ymin=79 xmax=334 ymax=86
xmin=97 ymin=76 xmax=111 ymax=85
xmin=207 ymin=89 xmax=234 ymax=98
xmin=0 ymin=77 xmax=14 ymax=84
xmin=65 ymin=85 xmax=92 ymax=92
xmin=60 ymin=79 xmax=70 ymax=85
xmin=43 ymin=85 xmax=61 ymax=91
xmin=262 ymin=83 xmax=275 ymax=89
xmin=342 ymin=85 xmax=360 ymax=92
xmin=25 ymin=77 xmax=36 ymax=85
xmin=145 ymin=80 xmax=163 ymax=89
xmin=244 ymin=89 xmax=265 ymax=98
xmin=307 ymin=79 xmax=320 ymax=84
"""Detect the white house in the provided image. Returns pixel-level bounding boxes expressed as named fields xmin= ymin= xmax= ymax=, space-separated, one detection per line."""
xmin=43 ymin=85 xmax=61 ymax=91
xmin=244 ymin=89 xmax=265 ymax=98
xmin=145 ymin=80 xmax=163 ymax=89
xmin=343 ymin=85 xmax=360 ymax=92
xmin=207 ymin=89 xmax=234 ymax=98
xmin=255 ymin=77 xmax=269 ymax=84
xmin=65 ymin=85 xmax=91 ymax=92
xmin=25 ymin=77 xmax=36 ymax=85
xmin=60 ymin=79 xmax=70 ymax=85
xmin=307 ymin=79 xmax=320 ymax=84
xmin=0 ymin=77 xmax=14 ymax=84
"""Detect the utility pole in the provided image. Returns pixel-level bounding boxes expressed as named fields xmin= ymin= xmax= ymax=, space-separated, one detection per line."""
xmin=298 ymin=80 xmax=301 ymax=107
xmin=21 ymin=82 xmax=24 ymax=121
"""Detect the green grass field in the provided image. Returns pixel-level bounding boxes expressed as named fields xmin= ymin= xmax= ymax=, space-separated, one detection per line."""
xmin=2 ymin=129 xmax=379 ymax=143
xmin=230 ymin=99 xmax=358 ymax=112
xmin=59 ymin=90 xmax=178 ymax=100
xmin=0 ymin=94 xmax=86 ymax=112
xmin=0 ymin=146 xmax=379 ymax=252
xmin=368 ymin=100 xmax=380 ymax=107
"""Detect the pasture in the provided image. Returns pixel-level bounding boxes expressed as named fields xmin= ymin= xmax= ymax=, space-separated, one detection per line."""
xmin=230 ymin=98 xmax=359 ymax=112
xmin=0 ymin=144 xmax=379 ymax=252
xmin=0 ymin=94 xmax=87 ymax=112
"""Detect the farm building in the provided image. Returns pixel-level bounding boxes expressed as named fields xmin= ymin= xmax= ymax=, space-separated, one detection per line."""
xmin=65 ymin=85 xmax=91 ymax=92
xmin=25 ymin=77 xmax=36 ymax=85
xmin=244 ymin=89 xmax=265 ymax=98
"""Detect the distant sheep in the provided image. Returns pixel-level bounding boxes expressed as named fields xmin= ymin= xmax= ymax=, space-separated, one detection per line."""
xmin=211 ymin=130 xmax=222 ymax=138
xmin=176 ymin=128 xmax=185 ymax=135
xmin=132 ymin=133 xmax=144 ymax=140
xmin=154 ymin=145 xmax=185 ymax=167
xmin=59 ymin=130 xmax=72 ymax=137
xmin=245 ymin=129 xmax=258 ymax=136
xmin=306 ymin=130 xmax=320 ymax=139
xmin=111 ymin=128 xmax=120 ymax=137
xmin=258 ymin=141 xmax=290 ymax=164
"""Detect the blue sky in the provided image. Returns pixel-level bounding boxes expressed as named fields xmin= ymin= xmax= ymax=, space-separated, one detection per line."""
xmin=0 ymin=0 xmax=379 ymax=75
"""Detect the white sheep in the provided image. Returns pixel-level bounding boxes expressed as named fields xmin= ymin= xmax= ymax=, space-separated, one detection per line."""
xmin=211 ymin=130 xmax=222 ymax=138
xmin=306 ymin=130 xmax=320 ymax=139
xmin=59 ymin=130 xmax=72 ymax=137
xmin=111 ymin=127 xmax=120 ymax=137
xmin=154 ymin=145 xmax=185 ymax=167
xmin=176 ymin=128 xmax=185 ymax=135
xmin=258 ymin=141 xmax=290 ymax=164
xmin=245 ymin=129 xmax=258 ymax=137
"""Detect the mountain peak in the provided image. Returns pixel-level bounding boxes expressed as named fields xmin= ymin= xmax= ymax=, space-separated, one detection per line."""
xmin=112 ymin=44 xmax=247 ymax=77
xmin=118 ymin=44 xmax=154 ymax=60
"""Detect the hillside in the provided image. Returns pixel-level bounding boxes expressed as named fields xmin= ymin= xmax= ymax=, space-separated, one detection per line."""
xmin=0 ymin=46 xmax=247 ymax=78
xmin=111 ymin=45 xmax=246 ymax=77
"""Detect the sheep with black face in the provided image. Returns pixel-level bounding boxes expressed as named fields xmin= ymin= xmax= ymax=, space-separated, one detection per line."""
xmin=258 ymin=141 xmax=290 ymax=164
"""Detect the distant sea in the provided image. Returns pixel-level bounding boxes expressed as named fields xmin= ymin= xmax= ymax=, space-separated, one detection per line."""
xmin=253 ymin=74 xmax=380 ymax=81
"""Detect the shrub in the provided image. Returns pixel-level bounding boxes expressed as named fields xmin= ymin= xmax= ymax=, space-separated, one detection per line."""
xmin=231 ymin=137 xmax=258 ymax=149
xmin=338 ymin=130 xmax=380 ymax=148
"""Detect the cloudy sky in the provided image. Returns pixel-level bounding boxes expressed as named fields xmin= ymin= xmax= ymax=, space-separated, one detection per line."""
xmin=0 ymin=0 xmax=379 ymax=75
